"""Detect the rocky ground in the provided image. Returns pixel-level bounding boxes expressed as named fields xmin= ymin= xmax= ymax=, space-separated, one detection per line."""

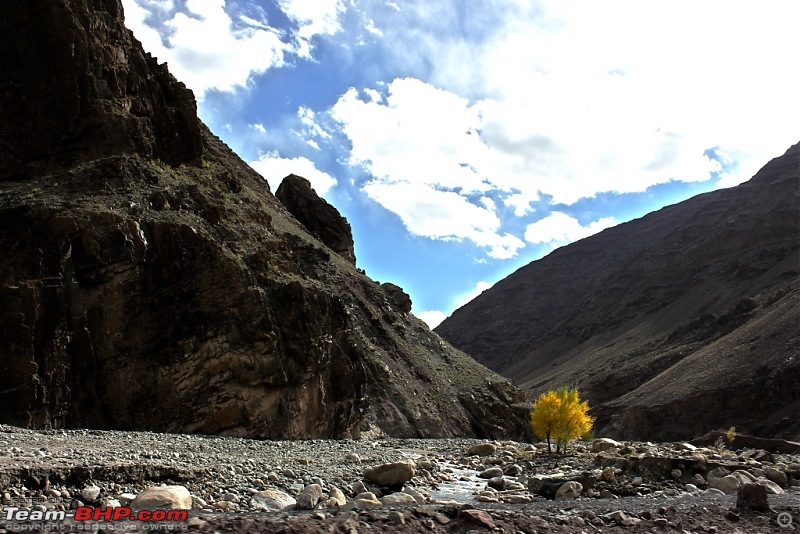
xmin=1 ymin=425 xmax=798 ymax=532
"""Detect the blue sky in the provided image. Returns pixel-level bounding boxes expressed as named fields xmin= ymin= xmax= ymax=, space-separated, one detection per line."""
xmin=121 ymin=0 xmax=799 ymax=328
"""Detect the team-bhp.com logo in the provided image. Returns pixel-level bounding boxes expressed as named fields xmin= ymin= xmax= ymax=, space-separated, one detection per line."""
xmin=4 ymin=505 xmax=188 ymax=530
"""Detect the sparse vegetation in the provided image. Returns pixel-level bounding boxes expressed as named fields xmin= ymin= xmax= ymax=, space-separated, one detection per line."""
xmin=530 ymin=387 xmax=594 ymax=454
xmin=713 ymin=426 xmax=737 ymax=451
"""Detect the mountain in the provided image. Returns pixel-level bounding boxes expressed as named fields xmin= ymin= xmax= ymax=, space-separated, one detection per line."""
xmin=437 ymin=143 xmax=800 ymax=441
xmin=0 ymin=0 xmax=529 ymax=440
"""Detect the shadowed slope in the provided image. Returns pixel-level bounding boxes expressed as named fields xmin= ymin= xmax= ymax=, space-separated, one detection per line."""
xmin=437 ymin=143 xmax=800 ymax=441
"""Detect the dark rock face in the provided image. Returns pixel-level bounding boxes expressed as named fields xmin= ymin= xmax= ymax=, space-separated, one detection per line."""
xmin=0 ymin=0 xmax=202 ymax=180
xmin=380 ymin=283 xmax=413 ymax=314
xmin=437 ymin=143 xmax=800 ymax=442
xmin=275 ymin=175 xmax=356 ymax=265
xmin=0 ymin=0 xmax=529 ymax=440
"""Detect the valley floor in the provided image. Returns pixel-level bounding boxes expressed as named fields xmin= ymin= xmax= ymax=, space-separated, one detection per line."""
xmin=1 ymin=425 xmax=798 ymax=533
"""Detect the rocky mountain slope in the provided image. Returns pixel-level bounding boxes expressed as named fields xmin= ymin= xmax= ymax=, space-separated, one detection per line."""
xmin=0 ymin=0 xmax=529 ymax=440
xmin=437 ymin=143 xmax=800 ymax=441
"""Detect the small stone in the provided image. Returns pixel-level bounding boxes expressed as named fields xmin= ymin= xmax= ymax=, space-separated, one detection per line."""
xmin=80 ymin=485 xmax=101 ymax=502
xmin=709 ymin=474 xmax=742 ymax=494
xmin=250 ymin=489 xmax=296 ymax=512
xmin=555 ymin=481 xmax=583 ymax=500
xmin=591 ymin=438 xmax=622 ymax=453
xmin=756 ymin=478 xmax=784 ymax=494
xmin=487 ymin=477 xmax=507 ymax=490
xmin=344 ymin=453 xmax=361 ymax=463
xmin=703 ymin=488 xmax=726 ymax=497
xmin=736 ymin=483 xmax=770 ymax=512
xmin=684 ymin=484 xmax=698 ymax=493
xmin=131 ymin=486 xmax=192 ymax=510
xmin=363 ymin=461 xmax=416 ymax=487
xmin=503 ymin=464 xmax=523 ymax=476
xmin=478 ymin=467 xmax=503 ymax=479
xmin=460 ymin=509 xmax=496 ymax=529
xmin=327 ymin=486 xmax=347 ymax=507
xmin=402 ymin=487 xmax=426 ymax=504
xmin=310 ymin=512 xmax=326 ymax=520
xmin=379 ymin=492 xmax=417 ymax=506
xmin=296 ymin=484 xmax=323 ymax=510
xmin=607 ymin=510 xmax=640 ymax=526
xmin=692 ymin=473 xmax=706 ymax=486
xmin=764 ymin=467 xmax=788 ymax=487
xmin=388 ymin=511 xmax=406 ymax=525
xmin=433 ymin=513 xmax=450 ymax=525
xmin=466 ymin=443 xmax=497 ymax=457
xmin=118 ymin=493 xmax=137 ymax=506
xmin=653 ymin=518 xmax=669 ymax=527
xmin=341 ymin=492 xmax=381 ymax=511
xmin=213 ymin=500 xmax=236 ymax=511
xmin=670 ymin=469 xmax=682 ymax=480
xmin=191 ymin=496 xmax=208 ymax=510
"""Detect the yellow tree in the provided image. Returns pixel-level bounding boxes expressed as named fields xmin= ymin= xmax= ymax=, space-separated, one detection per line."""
xmin=530 ymin=387 xmax=594 ymax=454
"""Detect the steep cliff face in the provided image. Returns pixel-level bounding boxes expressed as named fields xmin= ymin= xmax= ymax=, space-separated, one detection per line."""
xmin=437 ymin=144 xmax=800 ymax=441
xmin=0 ymin=0 xmax=202 ymax=179
xmin=0 ymin=0 xmax=529 ymax=439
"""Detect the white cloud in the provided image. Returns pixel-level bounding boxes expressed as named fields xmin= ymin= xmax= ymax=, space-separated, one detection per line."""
xmin=363 ymin=181 xmax=524 ymax=259
xmin=122 ymin=0 xmax=287 ymax=95
xmin=251 ymin=123 xmax=266 ymax=134
xmin=415 ymin=310 xmax=447 ymax=329
xmin=524 ymin=212 xmax=617 ymax=248
xmin=330 ymin=78 xmax=527 ymax=258
xmin=250 ymin=153 xmax=337 ymax=195
xmin=276 ymin=0 xmax=344 ymax=56
xmin=329 ymin=0 xmax=799 ymax=214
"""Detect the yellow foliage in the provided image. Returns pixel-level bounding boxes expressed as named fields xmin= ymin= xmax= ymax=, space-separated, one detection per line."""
xmin=530 ymin=387 xmax=594 ymax=454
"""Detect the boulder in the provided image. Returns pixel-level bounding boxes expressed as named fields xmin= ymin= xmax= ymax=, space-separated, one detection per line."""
xmin=80 ymin=485 xmax=101 ymax=503
xmin=130 ymin=486 xmax=192 ymax=510
xmin=764 ymin=467 xmax=788 ymax=487
xmin=325 ymin=487 xmax=347 ymax=507
xmin=756 ymin=478 xmax=784 ymax=495
xmin=555 ymin=481 xmax=583 ymax=500
xmin=363 ymin=462 xmax=416 ymax=487
xmin=342 ymin=492 xmax=381 ymax=511
xmin=296 ymin=484 xmax=323 ymax=510
xmin=736 ymin=483 xmax=770 ymax=512
xmin=591 ymin=438 xmax=622 ymax=453
xmin=459 ymin=509 xmax=496 ymax=530
xmin=379 ymin=492 xmax=417 ymax=506
xmin=467 ymin=443 xmax=497 ymax=457
xmin=250 ymin=490 xmax=296 ymax=512
xmin=478 ymin=467 xmax=503 ymax=479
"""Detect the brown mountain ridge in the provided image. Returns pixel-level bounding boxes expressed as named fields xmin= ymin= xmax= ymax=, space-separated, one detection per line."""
xmin=436 ymin=143 xmax=800 ymax=442
xmin=0 ymin=0 xmax=529 ymax=439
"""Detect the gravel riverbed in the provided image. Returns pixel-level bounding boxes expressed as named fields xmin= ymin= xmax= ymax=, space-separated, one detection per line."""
xmin=1 ymin=425 xmax=798 ymax=532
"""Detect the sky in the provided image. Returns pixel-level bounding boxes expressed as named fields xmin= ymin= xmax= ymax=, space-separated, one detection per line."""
xmin=121 ymin=0 xmax=799 ymax=328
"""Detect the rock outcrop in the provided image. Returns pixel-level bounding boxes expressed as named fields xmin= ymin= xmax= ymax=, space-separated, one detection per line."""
xmin=275 ymin=174 xmax=356 ymax=265
xmin=0 ymin=0 xmax=529 ymax=440
xmin=437 ymin=143 xmax=800 ymax=441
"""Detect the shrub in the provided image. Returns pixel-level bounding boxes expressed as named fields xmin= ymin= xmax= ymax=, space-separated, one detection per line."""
xmin=530 ymin=387 xmax=594 ymax=454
